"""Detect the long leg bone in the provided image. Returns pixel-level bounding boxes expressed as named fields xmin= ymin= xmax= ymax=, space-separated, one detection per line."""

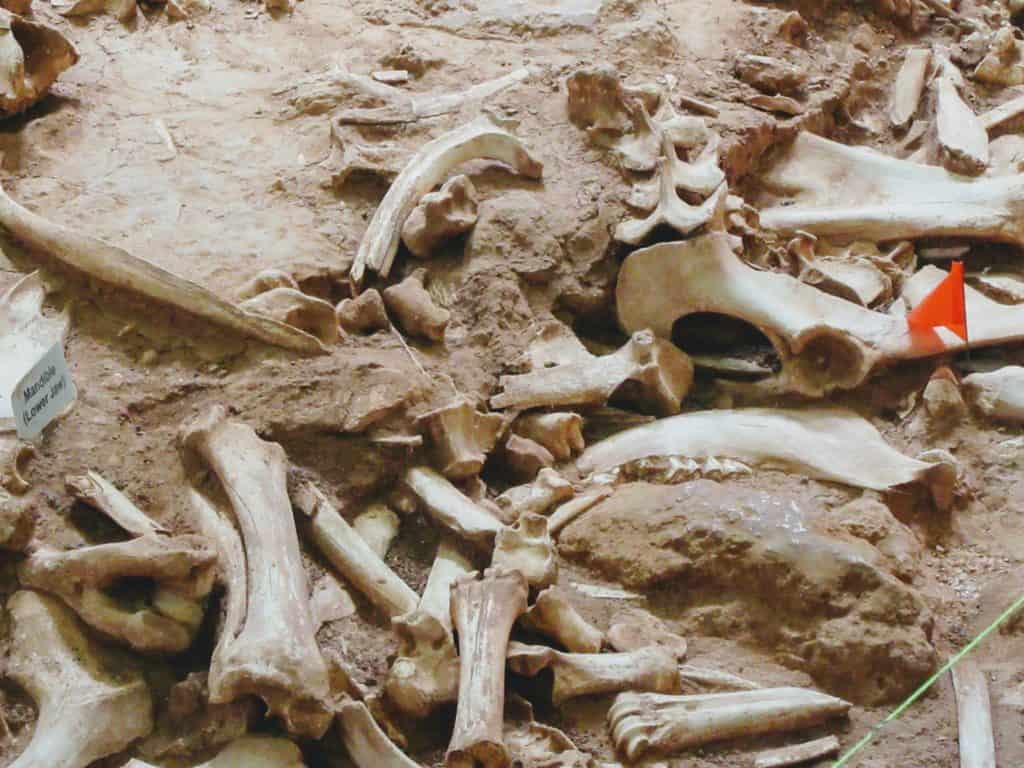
xmin=508 ymin=642 xmax=679 ymax=705
xmin=953 ymin=662 xmax=997 ymax=768
xmin=0 ymin=10 xmax=77 ymax=115
xmin=520 ymin=585 xmax=605 ymax=653
xmin=607 ymin=688 xmax=851 ymax=759
xmin=963 ymin=366 xmax=1024 ymax=423
xmin=337 ymin=699 xmax=421 ymax=768
xmin=419 ymin=535 xmax=475 ymax=632
xmin=403 ymin=466 xmax=504 ymax=548
xmin=446 ymin=568 xmax=528 ymax=768
xmin=180 ymin=406 xmax=330 ymax=737
xmin=7 ymin=590 xmax=153 ymax=768
xmin=291 ymin=480 xmax=418 ymax=618
xmin=353 ymin=502 xmax=400 ymax=558
xmin=350 ymin=116 xmax=543 ymax=285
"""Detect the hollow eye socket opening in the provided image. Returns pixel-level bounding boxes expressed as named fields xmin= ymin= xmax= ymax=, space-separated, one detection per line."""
xmin=671 ymin=312 xmax=780 ymax=379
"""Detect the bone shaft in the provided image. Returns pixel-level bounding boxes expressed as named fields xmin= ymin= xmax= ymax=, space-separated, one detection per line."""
xmin=753 ymin=735 xmax=840 ymax=768
xmin=68 ymin=471 xmax=166 ymax=537
xmin=953 ymin=662 xmax=997 ymax=768
xmin=889 ymin=48 xmax=930 ymax=128
xmin=419 ymin=537 xmax=474 ymax=632
xmin=549 ymin=489 xmax=611 ymax=535
xmin=404 ymin=467 xmax=503 ymax=547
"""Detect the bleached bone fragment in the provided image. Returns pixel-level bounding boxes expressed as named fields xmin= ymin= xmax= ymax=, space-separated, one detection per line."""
xmin=566 ymin=65 xmax=642 ymax=135
xmin=889 ymin=48 xmax=931 ymax=129
xmin=19 ymin=533 xmax=216 ymax=653
xmin=512 ymin=412 xmax=584 ymax=461
xmin=975 ymin=27 xmax=1024 ymax=87
xmin=239 ymin=287 xmax=339 ymax=345
xmin=383 ymin=268 xmax=450 ymax=342
xmin=508 ymin=642 xmax=679 ymax=705
xmin=352 ymin=503 xmax=400 ymax=558
xmin=404 ymin=466 xmax=504 ymax=548
xmin=181 ymin=407 xmax=330 ymax=736
xmin=521 ymin=585 xmax=604 ymax=653
xmin=497 ymin=468 xmax=574 ymax=517
xmin=419 ymin=536 xmax=475 ymax=632
xmin=238 ymin=269 xmax=298 ymax=300
xmin=492 ymin=513 xmax=557 ymax=589
xmin=0 ymin=184 xmax=323 ymax=352
xmin=336 ymin=288 xmax=389 ymax=334
xmin=607 ymin=688 xmax=851 ymax=759
xmin=416 ymin=398 xmax=504 ymax=479
xmin=492 ymin=330 xmax=693 ymax=416
xmin=337 ymin=700 xmax=421 ymax=768
xmin=935 ymin=74 xmax=989 ymax=176
xmin=402 ymin=175 xmax=478 ymax=258
xmin=548 ymin=488 xmax=612 ymax=535
xmin=0 ymin=495 xmax=30 ymax=550
xmin=753 ymin=735 xmax=841 ymax=768
xmin=291 ymin=481 xmax=418 ymax=618
xmin=952 ymin=662 xmax=996 ymax=768
xmin=963 ymin=366 xmax=1024 ymax=423
xmin=65 ymin=470 xmax=168 ymax=536
xmin=981 ymin=91 xmax=1024 ymax=133
xmin=747 ymin=94 xmax=804 ymax=116
xmin=503 ymin=434 xmax=555 ymax=480
xmin=607 ymin=614 xmax=688 ymax=660
xmin=0 ymin=10 xmax=77 ymax=115
xmin=678 ymin=664 xmax=762 ymax=693
xmin=7 ymin=590 xmax=153 ymax=768
xmin=447 ymin=568 xmax=528 ymax=768
xmin=578 ymin=407 xmax=957 ymax=506
xmin=797 ymin=252 xmax=892 ymax=308
xmin=385 ymin=610 xmax=459 ymax=717
xmin=351 ymin=116 xmax=542 ymax=285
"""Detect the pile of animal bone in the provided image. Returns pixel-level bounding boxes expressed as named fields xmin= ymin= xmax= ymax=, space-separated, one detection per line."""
xmin=5 ymin=0 xmax=1024 ymax=766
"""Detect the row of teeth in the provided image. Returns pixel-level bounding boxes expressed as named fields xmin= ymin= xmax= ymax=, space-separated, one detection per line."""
xmin=592 ymin=456 xmax=754 ymax=485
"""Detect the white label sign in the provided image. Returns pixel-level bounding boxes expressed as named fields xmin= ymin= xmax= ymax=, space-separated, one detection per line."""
xmin=11 ymin=343 xmax=76 ymax=440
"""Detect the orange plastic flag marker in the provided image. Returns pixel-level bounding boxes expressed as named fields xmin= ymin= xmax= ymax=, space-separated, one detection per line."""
xmin=907 ymin=261 xmax=968 ymax=341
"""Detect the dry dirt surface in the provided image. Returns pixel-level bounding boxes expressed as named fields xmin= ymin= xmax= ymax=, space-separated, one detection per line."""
xmin=1 ymin=0 xmax=1024 ymax=766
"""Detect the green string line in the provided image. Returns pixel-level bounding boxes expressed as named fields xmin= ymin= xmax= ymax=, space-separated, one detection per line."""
xmin=832 ymin=592 xmax=1024 ymax=767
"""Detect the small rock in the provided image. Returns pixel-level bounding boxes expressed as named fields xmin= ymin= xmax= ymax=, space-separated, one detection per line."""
xmin=734 ymin=54 xmax=807 ymax=96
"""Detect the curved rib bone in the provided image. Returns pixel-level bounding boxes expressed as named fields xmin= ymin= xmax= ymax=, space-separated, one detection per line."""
xmin=337 ymin=700 xmax=421 ymax=768
xmin=0 ymin=183 xmax=323 ymax=353
xmin=507 ymin=642 xmax=679 ymax=705
xmin=492 ymin=513 xmax=558 ymax=589
xmin=403 ymin=466 xmax=504 ymax=548
xmin=350 ymin=116 xmax=543 ymax=285
xmin=446 ymin=568 xmax=528 ymax=768
xmin=963 ymin=366 xmax=1024 ymax=423
xmin=7 ymin=590 xmax=154 ymax=768
xmin=520 ymin=586 xmax=604 ymax=653
xmin=291 ymin=480 xmax=418 ymax=618
xmin=607 ymin=688 xmax=851 ymax=759
xmin=180 ymin=406 xmax=330 ymax=737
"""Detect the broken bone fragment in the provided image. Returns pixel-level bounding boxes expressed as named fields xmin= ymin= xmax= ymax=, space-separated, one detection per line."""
xmin=734 ymin=54 xmax=807 ymax=96
xmin=952 ymin=661 xmax=996 ymax=768
xmin=66 ymin=471 xmax=168 ymax=537
xmin=401 ymin=174 xmax=479 ymax=258
xmin=520 ymin=585 xmax=604 ymax=653
xmin=385 ymin=610 xmax=460 ymax=718
xmin=975 ymin=27 xmax=1024 ymax=87
xmin=678 ymin=664 xmax=762 ymax=694
xmin=419 ymin=536 xmax=474 ymax=633
xmin=507 ymin=642 xmax=679 ymax=705
xmin=753 ymin=735 xmax=841 ymax=768
xmin=180 ymin=406 xmax=330 ymax=737
xmin=19 ymin=533 xmax=217 ymax=654
xmin=239 ymin=287 xmax=340 ymax=345
xmin=383 ymin=269 xmax=450 ymax=342
xmin=350 ymin=115 xmax=542 ymax=285
xmin=403 ymin=466 xmax=504 ymax=548
xmin=7 ymin=590 xmax=154 ymax=768
xmin=415 ymin=397 xmax=504 ymax=479
xmin=511 ymin=412 xmax=584 ymax=462
xmin=889 ymin=48 xmax=931 ymax=129
xmin=504 ymin=710 xmax=596 ymax=768
xmin=502 ymin=433 xmax=555 ymax=481
xmin=935 ymin=73 xmax=989 ymax=176
xmin=491 ymin=512 xmax=558 ymax=589
xmin=607 ymin=688 xmax=851 ymax=759
xmin=496 ymin=467 xmax=574 ymax=518
xmin=129 ymin=736 xmax=308 ymax=768
xmin=446 ymin=568 xmax=528 ymax=768
xmin=237 ymin=269 xmax=298 ymax=301
xmin=963 ymin=366 xmax=1024 ymax=423
xmin=607 ymin=613 xmax=688 ymax=660
xmin=548 ymin=488 xmax=612 ymax=535
xmin=923 ymin=366 xmax=966 ymax=425
xmin=352 ymin=502 xmax=400 ymax=559
xmin=0 ymin=10 xmax=78 ymax=116
xmin=336 ymin=699 xmax=421 ymax=768
xmin=492 ymin=330 xmax=693 ymax=416
xmin=336 ymin=288 xmax=389 ymax=334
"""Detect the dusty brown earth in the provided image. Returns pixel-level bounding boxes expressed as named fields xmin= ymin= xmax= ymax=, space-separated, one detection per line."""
xmin=1 ymin=0 xmax=1024 ymax=766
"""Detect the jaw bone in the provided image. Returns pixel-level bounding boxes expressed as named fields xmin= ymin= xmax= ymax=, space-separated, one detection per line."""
xmin=507 ymin=642 xmax=679 ymax=705
xmin=6 ymin=590 xmax=154 ymax=768
xmin=0 ymin=10 xmax=77 ymax=115
xmin=336 ymin=699 xmax=420 ymax=768
xmin=520 ymin=586 xmax=605 ymax=653
xmin=577 ymin=407 xmax=957 ymax=508
xmin=491 ymin=330 xmax=693 ymax=416
xmin=447 ymin=568 xmax=529 ymax=768
xmin=415 ymin=397 xmax=504 ymax=480
xmin=402 ymin=466 xmax=504 ymax=548
xmin=963 ymin=366 xmax=1024 ymax=423
xmin=350 ymin=115 xmax=543 ymax=285
xmin=607 ymin=688 xmax=851 ymax=759
xmin=491 ymin=513 xmax=558 ymax=589
xmin=180 ymin=406 xmax=330 ymax=737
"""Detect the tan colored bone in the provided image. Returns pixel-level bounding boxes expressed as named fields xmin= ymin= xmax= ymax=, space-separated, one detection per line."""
xmin=419 ymin=536 xmax=475 ymax=632
xmin=65 ymin=471 xmax=168 ymax=536
xmin=403 ymin=466 xmax=504 ymax=548
xmin=351 ymin=115 xmax=542 ymax=285
xmin=0 ymin=10 xmax=77 ymax=115
xmin=975 ymin=27 xmax=1024 ymax=87
xmin=238 ymin=269 xmax=298 ymax=300
xmin=385 ymin=610 xmax=460 ymax=718
xmin=291 ymin=481 xmax=418 ymax=618
xmin=963 ymin=366 xmax=1024 ymax=423
xmin=352 ymin=502 xmax=400 ymax=558
xmin=496 ymin=468 xmax=574 ymax=517
xmin=952 ymin=662 xmax=996 ymax=768
xmin=492 ymin=330 xmax=693 ymax=416
xmin=935 ymin=72 xmax=989 ymax=176
xmin=336 ymin=288 xmax=389 ymax=334
xmin=337 ymin=700 xmax=421 ymax=768
xmin=512 ymin=412 xmax=584 ymax=461
xmin=507 ymin=642 xmax=679 ymax=705
xmin=492 ymin=512 xmax=557 ymax=589
xmin=607 ymin=688 xmax=851 ymax=759
xmin=520 ymin=586 xmax=604 ymax=653
xmin=128 ymin=736 xmax=308 ymax=768
xmin=502 ymin=434 xmax=554 ymax=481
xmin=181 ymin=407 xmax=330 ymax=737
xmin=402 ymin=174 xmax=478 ymax=258
xmin=678 ymin=664 xmax=762 ymax=693
xmin=505 ymin=700 xmax=596 ymax=768
xmin=607 ymin=613 xmax=688 ymax=661
xmin=753 ymin=736 xmax=841 ymax=768
xmin=383 ymin=269 xmax=450 ymax=341
xmin=447 ymin=568 xmax=528 ymax=768
xmin=416 ymin=398 xmax=504 ymax=479
xmin=6 ymin=590 xmax=154 ymax=768
xmin=548 ymin=488 xmax=612 ymax=535
xmin=889 ymin=48 xmax=931 ymax=129
xmin=239 ymin=288 xmax=340 ymax=345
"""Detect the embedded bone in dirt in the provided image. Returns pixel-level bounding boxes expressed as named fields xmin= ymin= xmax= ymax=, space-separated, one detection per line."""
xmin=325 ymin=128 xmax=410 ymax=190
xmin=491 ymin=330 xmax=693 ymax=415
xmin=0 ymin=494 xmax=31 ymax=550
xmin=6 ymin=590 xmax=154 ymax=768
xmin=520 ymin=585 xmax=605 ymax=653
xmin=506 ymin=642 xmax=679 ymax=705
xmin=401 ymin=174 xmax=479 ymax=258
xmin=239 ymin=287 xmax=340 ymax=345
xmin=889 ymin=47 xmax=931 ymax=129
xmin=180 ymin=406 xmax=330 ymax=737
xmin=383 ymin=268 xmax=451 ymax=341
xmin=678 ymin=665 xmax=762 ymax=694
xmin=934 ymin=70 xmax=989 ymax=175
xmin=0 ymin=10 xmax=77 ymax=115
xmin=336 ymin=288 xmax=389 ymax=334
xmin=291 ymin=480 xmax=418 ymax=618
xmin=734 ymin=54 xmax=807 ymax=97
xmin=511 ymin=412 xmax=585 ymax=461
xmin=418 ymin=535 xmax=474 ymax=632
xmin=752 ymin=736 xmax=841 ymax=768
xmin=415 ymin=397 xmax=504 ymax=479
xmin=790 ymin=233 xmax=894 ymax=308
xmin=19 ymin=532 xmax=217 ymax=654
xmin=607 ymin=688 xmax=851 ymax=759
xmin=0 ymin=183 xmax=324 ymax=353
xmin=403 ymin=466 xmax=504 ymax=548
xmin=559 ymin=481 xmax=938 ymax=704
xmin=349 ymin=115 xmax=543 ymax=285
xmin=501 ymin=433 xmax=554 ymax=481
xmin=352 ymin=502 xmax=400 ymax=558
xmin=975 ymin=27 xmax=1024 ymax=87
xmin=963 ymin=366 xmax=1024 ymax=423
xmin=385 ymin=610 xmax=460 ymax=718
xmin=128 ymin=736 xmax=307 ymax=768
xmin=496 ymin=467 xmax=574 ymax=518
xmin=237 ymin=269 xmax=299 ymax=300
xmin=64 ymin=471 xmax=167 ymax=536
xmin=504 ymin=701 xmax=597 ymax=768
xmin=336 ymin=700 xmax=421 ymax=768
xmin=923 ymin=366 xmax=967 ymax=426
xmin=548 ymin=488 xmax=612 ymax=535
xmin=491 ymin=512 xmax=558 ymax=589
xmin=952 ymin=662 xmax=996 ymax=768
xmin=607 ymin=612 xmax=688 ymax=660
xmin=447 ymin=568 xmax=528 ymax=768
